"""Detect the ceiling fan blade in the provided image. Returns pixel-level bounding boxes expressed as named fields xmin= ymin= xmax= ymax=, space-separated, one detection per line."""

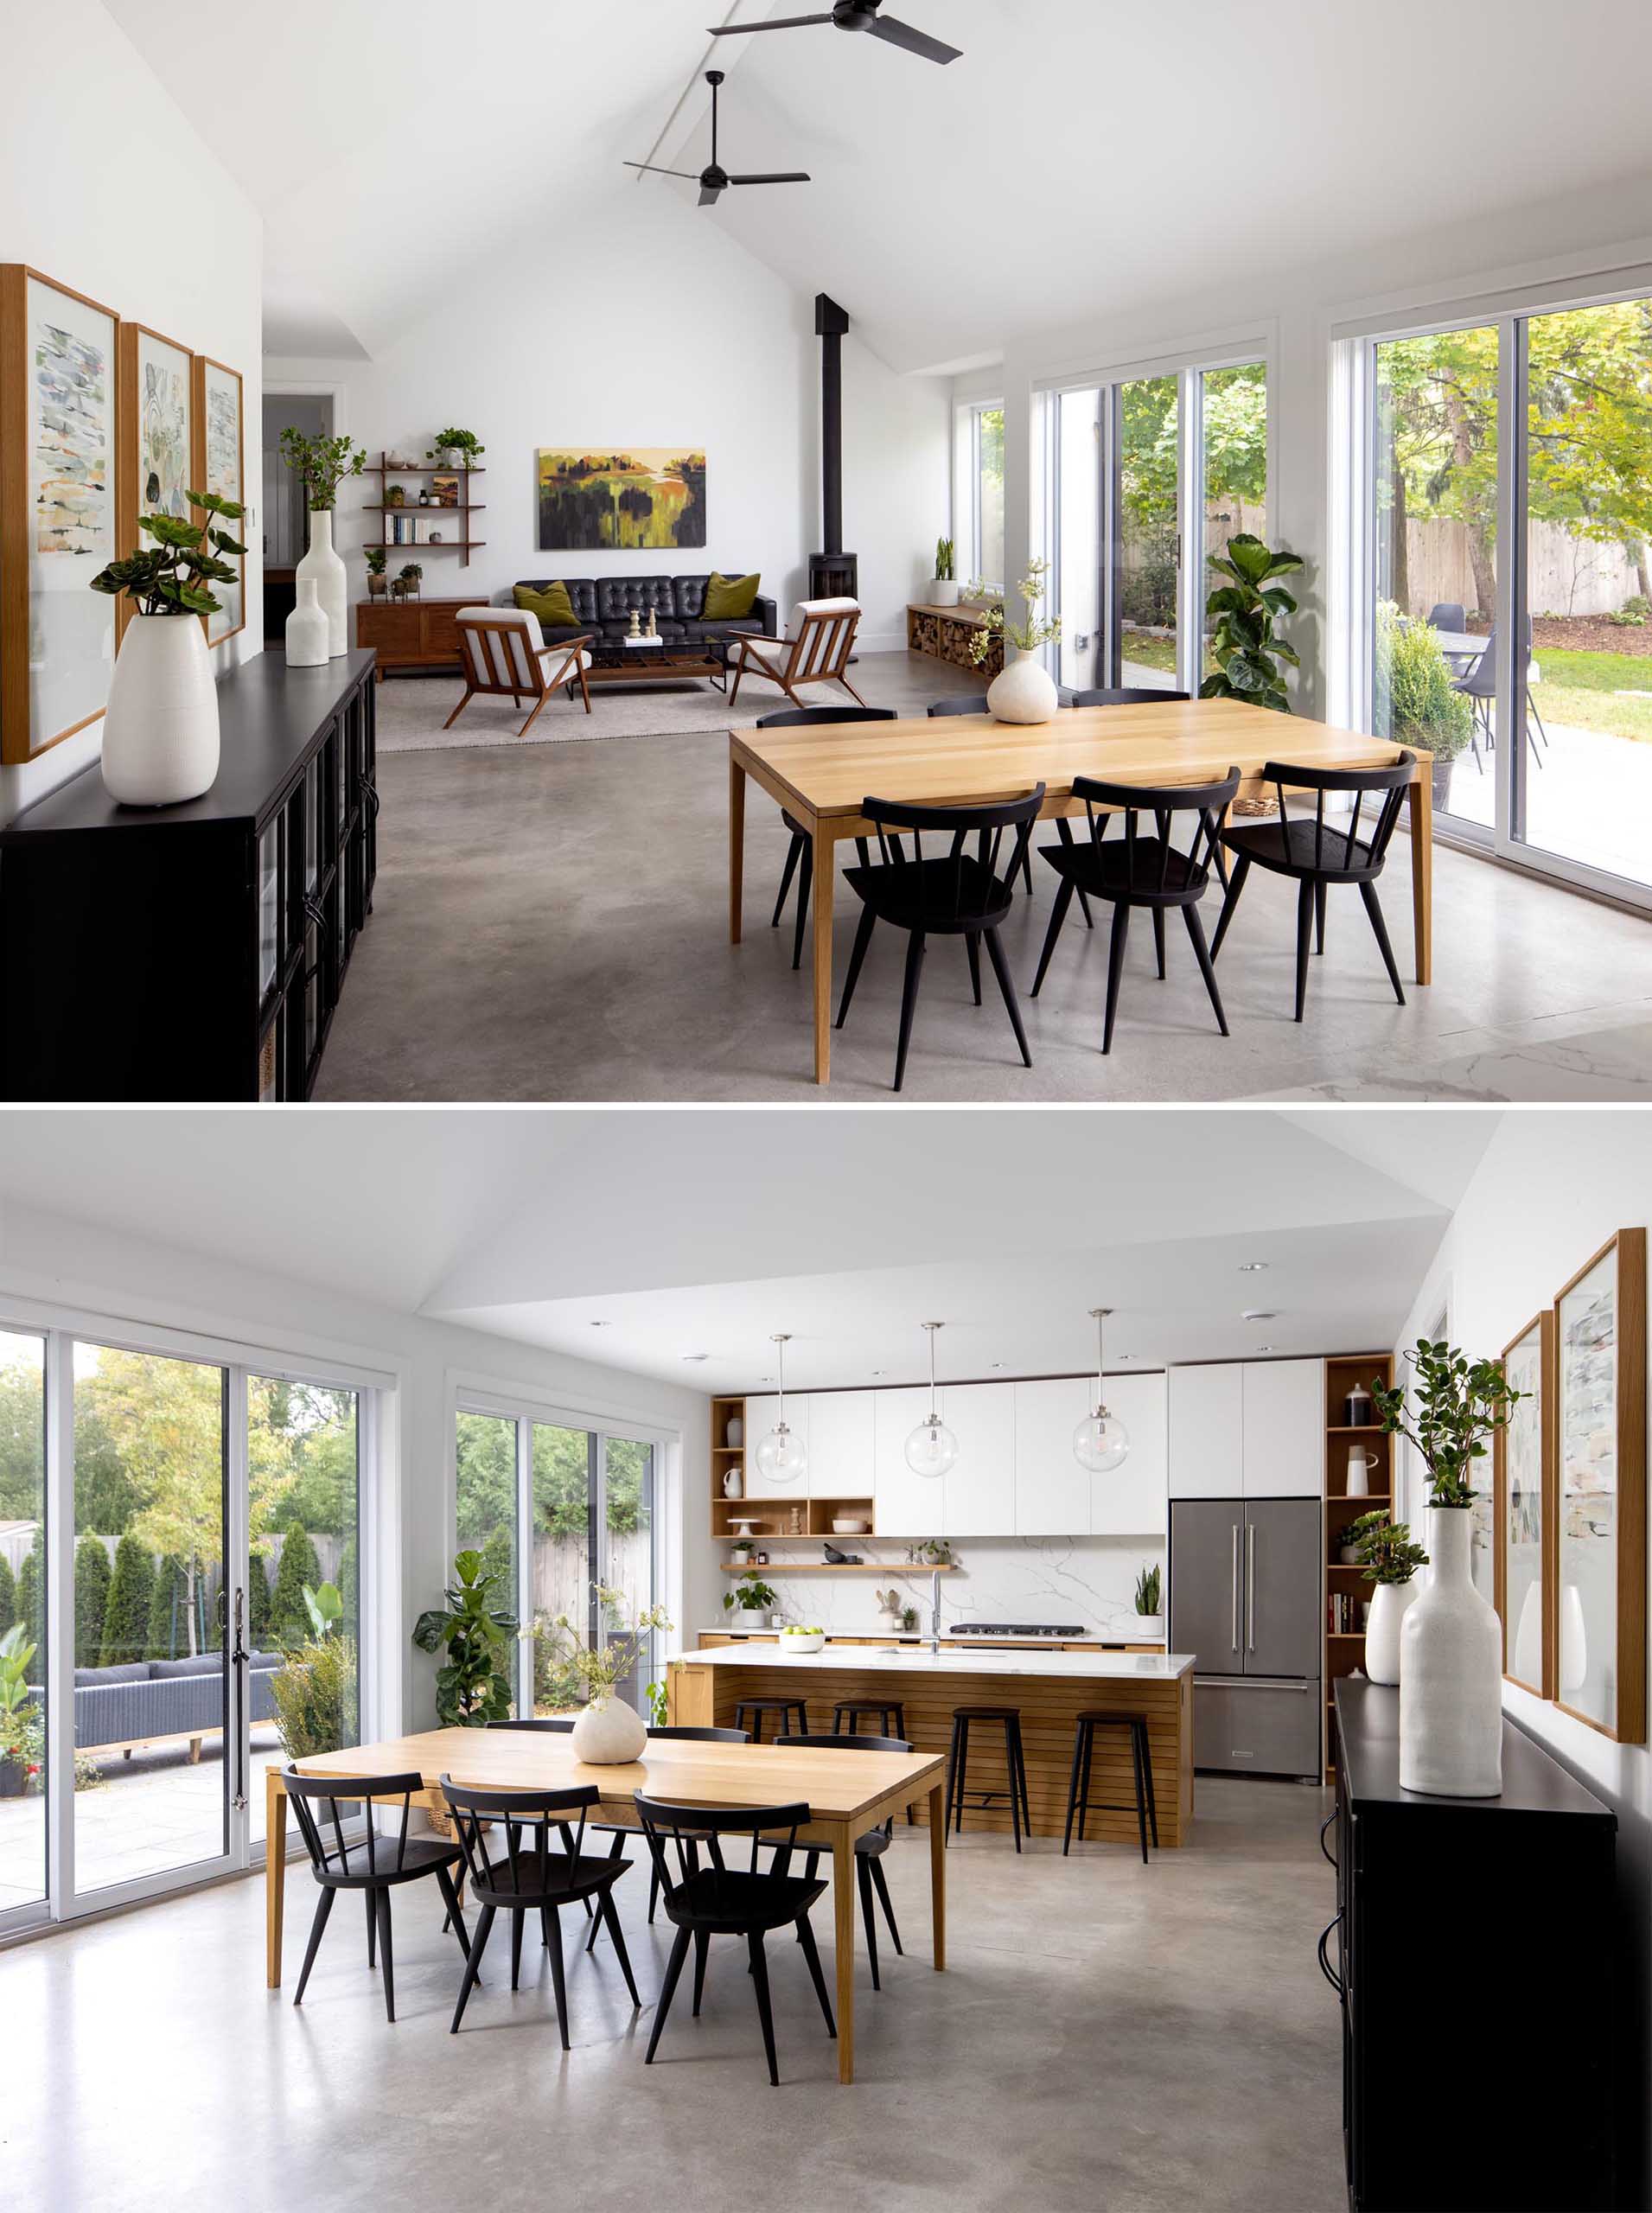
xmin=707 ymin=12 xmax=833 ymax=30
xmin=729 ymin=172 xmax=812 ymax=185
xmin=623 ymin=162 xmax=701 ymax=179
xmin=699 ymin=182 xmax=724 ymax=206
xmin=868 ymin=13 xmax=962 ymax=62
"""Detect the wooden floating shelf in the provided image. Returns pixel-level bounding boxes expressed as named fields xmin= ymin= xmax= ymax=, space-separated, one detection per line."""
xmin=372 ymin=463 xmax=486 ymax=474
xmin=721 ymin=1562 xmax=960 ymax=1574
xmin=364 ymin=503 xmax=488 ymax=513
xmin=1326 ymin=1425 xmax=1387 ymax=1436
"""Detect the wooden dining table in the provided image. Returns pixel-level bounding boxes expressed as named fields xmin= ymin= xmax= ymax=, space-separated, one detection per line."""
xmin=728 ymin=696 xmax=1432 ymax=1084
xmin=266 ymin=1728 xmax=946 ymax=2083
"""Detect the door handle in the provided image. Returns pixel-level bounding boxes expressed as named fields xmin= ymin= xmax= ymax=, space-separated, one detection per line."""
xmin=1245 ymin=1523 xmax=1255 ymax=1652
xmin=230 ymin=1587 xmax=248 ymax=1812
xmin=1231 ymin=1524 xmax=1240 ymax=1652
xmin=1317 ymin=1911 xmax=1344 ymax=1999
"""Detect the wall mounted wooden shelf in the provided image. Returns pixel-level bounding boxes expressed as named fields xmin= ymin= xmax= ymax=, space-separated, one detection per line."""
xmin=1322 ymin=1351 xmax=1395 ymax=1782
xmin=720 ymin=1562 xmax=960 ymax=1574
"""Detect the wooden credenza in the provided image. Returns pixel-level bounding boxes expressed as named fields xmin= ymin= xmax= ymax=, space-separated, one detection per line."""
xmin=0 ymin=649 xmax=379 ymax=1101
xmin=1330 ymin=1680 xmax=1617 ymax=2210
xmin=354 ymin=595 xmax=474 ymax=678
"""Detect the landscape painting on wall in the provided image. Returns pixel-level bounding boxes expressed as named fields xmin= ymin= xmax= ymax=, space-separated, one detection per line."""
xmin=537 ymin=447 xmax=706 ymax=551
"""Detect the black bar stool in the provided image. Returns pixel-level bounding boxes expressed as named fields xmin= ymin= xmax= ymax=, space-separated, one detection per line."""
xmin=1062 ymin=1712 xmax=1159 ymax=1864
xmin=832 ymin=1700 xmax=915 ymax=1824
xmin=945 ymin=1706 xmax=1032 ymax=1851
xmin=735 ymin=1698 xmax=809 ymax=1743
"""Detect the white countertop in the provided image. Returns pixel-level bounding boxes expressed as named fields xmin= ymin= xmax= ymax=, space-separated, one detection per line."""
xmin=698 ymin=1629 xmax=1168 ymax=1648
xmin=673 ymin=1643 xmax=1194 ymax=1682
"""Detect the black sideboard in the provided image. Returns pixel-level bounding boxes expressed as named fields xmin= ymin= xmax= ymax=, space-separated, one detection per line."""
xmin=0 ymin=648 xmax=378 ymax=1101
xmin=1330 ymin=1679 xmax=1617 ymax=2212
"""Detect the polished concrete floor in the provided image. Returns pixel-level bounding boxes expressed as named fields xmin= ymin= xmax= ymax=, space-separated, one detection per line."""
xmin=5 ymin=1776 xmax=1343 ymax=2213
xmin=315 ymin=652 xmax=1652 ymax=1100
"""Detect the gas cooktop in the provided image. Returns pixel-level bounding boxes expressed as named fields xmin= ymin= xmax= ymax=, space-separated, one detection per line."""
xmin=946 ymin=1622 xmax=1086 ymax=1638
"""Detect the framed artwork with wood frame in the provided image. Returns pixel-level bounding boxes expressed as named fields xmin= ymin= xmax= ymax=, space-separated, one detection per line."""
xmin=1497 ymin=1311 xmax=1554 ymax=1698
xmin=1553 ymin=1227 xmax=1646 ymax=1742
xmin=192 ymin=356 xmax=244 ymax=645
xmin=0 ymin=265 xmax=119 ymax=764
xmin=116 ymin=322 xmax=194 ymax=647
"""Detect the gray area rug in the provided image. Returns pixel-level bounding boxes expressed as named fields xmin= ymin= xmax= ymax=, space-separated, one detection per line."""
xmin=373 ymin=672 xmax=743 ymax=751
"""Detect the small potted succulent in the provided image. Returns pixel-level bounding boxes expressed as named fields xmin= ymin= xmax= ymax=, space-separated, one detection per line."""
xmin=399 ymin=562 xmax=423 ymax=601
xmin=365 ymin=546 xmax=387 ymax=596
xmin=1132 ymin=1566 xmax=1164 ymax=1636
xmin=1345 ymin=1511 xmax=1428 ymax=1687
xmin=428 ymin=427 xmax=485 ymax=470
xmin=931 ymin=534 xmax=960 ymax=608
xmin=723 ymin=1574 xmax=777 ymax=1630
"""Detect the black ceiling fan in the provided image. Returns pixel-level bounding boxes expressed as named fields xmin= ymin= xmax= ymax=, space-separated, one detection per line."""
xmin=624 ymin=69 xmax=810 ymax=206
xmin=708 ymin=0 xmax=961 ymax=67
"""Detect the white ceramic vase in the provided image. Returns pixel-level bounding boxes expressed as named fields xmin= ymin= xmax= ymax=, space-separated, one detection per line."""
xmin=297 ymin=507 xmax=348 ymax=657
xmin=929 ymin=577 xmax=960 ymax=607
xmin=721 ymin=1467 xmax=743 ymax=1500
xmin=284 ymin=577 xmax=329 ymax=667
xmin=570 ymin=1696 xmax=647 ymax=1765
xmin=1399 ymin=1508 xmax=1502 ymax=1796
xmin=725 ymin=1417 xmax=743 ymax=1449
xmin=100 ymin=610 xmax=220 ymax=807
xmin=987 ymin=653 xmax=1059 ymax=724
xmin=1363 ymin=1578 xmax=1418 ymax=1687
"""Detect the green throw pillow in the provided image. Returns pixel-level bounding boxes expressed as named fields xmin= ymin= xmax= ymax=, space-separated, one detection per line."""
xmin=514 ymin=580 xmax=577 ymax=628
xmin=704 ymin=571 xmax=760 ymax=621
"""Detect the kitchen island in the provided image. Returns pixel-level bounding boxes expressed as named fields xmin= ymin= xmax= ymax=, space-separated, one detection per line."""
xmin=667 ymin=1642 xmax=1196 ymax=1846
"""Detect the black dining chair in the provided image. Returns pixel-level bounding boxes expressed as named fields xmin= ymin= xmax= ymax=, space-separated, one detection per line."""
xmin=778 ymin=1731 xmax=909 ymax=1990
xmin=442 ymin=1777 xmax=641 ymax=2049
xmin=835 ymin=783 xmax=1046 ymax=1092
xmin=634 ymin=1792 xmax=837 ymax=2086
xmin=1209 ymin=754 xmax=1415 ymax=1020
xmin=284 ymin=1767 xmax=473 ymax=2023
xmin=926 ymin=697 xmax=1069 ymax=891
xmin=584 ymin=1725 xmax=753 ymax=1942
xmin=756 ymin=705 xmax=898 ymax=971
xmin=1029 ymin=768 xmax=1240 ymax=1055
xmin=483 ymin=1714 xmax=592 ymax=1922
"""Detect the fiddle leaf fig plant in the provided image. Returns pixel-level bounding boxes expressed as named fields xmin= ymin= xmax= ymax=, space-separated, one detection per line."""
xmin=1199 ymin=533 xmax=1304 ymax=712
xmin=1346 ymin=1511 xmax=1428 ymax=1585
xmin=411 ymin=1547 xmax=516 ymax=1725
xmin=1371 ymin=1341 xmax=1524 ymax=1509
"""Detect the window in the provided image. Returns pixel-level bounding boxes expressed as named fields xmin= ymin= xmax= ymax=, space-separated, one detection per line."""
xmin=1202 ymin=363 xmax=1270 ymax=678
xmin=0 ymin=1331 xmax=46 ymax=1916
xmin=457 ymin=1402 xmax=666 ymax=1719
xmin=967 ymin=404 xmax=1005 ymax=590
xmin=1119 ymin=375 xmax=1181 ymax=690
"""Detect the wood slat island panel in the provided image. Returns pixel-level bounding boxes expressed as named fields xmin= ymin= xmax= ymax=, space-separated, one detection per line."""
xmin=669 ymin=1651 xmax=1194 ymax=1847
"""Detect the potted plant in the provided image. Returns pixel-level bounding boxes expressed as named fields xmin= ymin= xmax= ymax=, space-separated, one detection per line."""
xmin=88 ymin=490 xmax=246 ymax=806
xmin=1373 ymin=1342 xmax=1523 ymax=1795
xmin=900 ymin=1604 xmax=919 ymax=1633
xmin=1375 ymin=601 xmax=1474 ymax=807
xmin=874 ymin=1587 xmax=904 ymax=1632
xmin=906 ymin=1538 xmax=955 ymax=1567
xmin=428 ymin=427 xmax=485 ymax=470
xmin=399 ymin=562 xmax=424 ymax=602
xmin=365 ymin=546 xmax=387 ymax=597
xmin=931 ymin=534 xmax=960 ymax=608
xmin=728 ymin=1541 xmax=753 ymax=1568
xmin=0 ymin=1625 xmax=38 ymax=1799
xmin=780 ymin=1622 xmax=826 ymax=1653
xmin=723 ymin=1574 xmax=777 ymax=1629
xmin=1345 ymin=1511 xmax=1428 ymax=1687
xmin=1199 ymin=533 xmax=1304 ymax=713
xmin=278 ymin=428 xmax=367 ymax=657
xmin=411 ymin=1547 xmax=515 ymax=1726
xmin=1132 ymin=1565 xmax=1164 ymax=1636
xmin=535 ymin=1583 xmax=673 ymax=1762
xmin=271 ymin=1630 xmax=358 ymax=1761
xmin=967 ymin=557 xmax=1062 ymax=723
xmin=385 ymin=483 xmax=406 ymax=509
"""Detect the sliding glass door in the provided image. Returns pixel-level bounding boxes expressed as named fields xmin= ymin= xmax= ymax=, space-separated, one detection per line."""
xmin=0 ymin=1332 xmax=47 ymax=1917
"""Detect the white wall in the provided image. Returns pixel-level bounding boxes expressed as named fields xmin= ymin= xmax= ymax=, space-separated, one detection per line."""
xmin=973 ymin=175 xmax=1652 ymax=717
xmin=0 ymin=0 xmax=264 ymax=826
xmin=1391 ymin=1111 xmax=1651 ymax=2189
xmin=265 ymin=188 xmax=947 ymax=654
xmin=0 ymin=1195 xmax=709 ymax=1731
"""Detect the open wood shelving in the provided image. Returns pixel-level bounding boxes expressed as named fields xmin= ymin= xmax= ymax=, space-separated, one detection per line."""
xmin=364 ymin=451 xmax=485 ymax=566
xmin=1323 ymin=1353 xmax=1395 ymax=1781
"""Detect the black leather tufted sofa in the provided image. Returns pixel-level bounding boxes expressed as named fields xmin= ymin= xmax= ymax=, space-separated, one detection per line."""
xmin=510 ymin=573 xmax=777 ymax=649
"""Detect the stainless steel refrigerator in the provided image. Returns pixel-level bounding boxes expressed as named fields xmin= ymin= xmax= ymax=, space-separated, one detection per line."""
xmin=1170 ymin=1497 xmax=1322 ymax=1781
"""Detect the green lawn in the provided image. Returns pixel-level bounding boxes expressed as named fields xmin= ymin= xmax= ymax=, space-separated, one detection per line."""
xmin=1531 ymin=647 xmax=1652 ymax=743
xmin=1119 ymin=632 xmax=1178 ymax=675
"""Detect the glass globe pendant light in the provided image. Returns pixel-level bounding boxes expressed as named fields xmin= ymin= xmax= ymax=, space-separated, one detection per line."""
xmin=905 ymin=1322 xmax=958 ymax=1478
xmin=755 ymin=1332 xmax=807 ymax=1485
xmin=1074 ymin=1306 xmax=1130 ymax=1472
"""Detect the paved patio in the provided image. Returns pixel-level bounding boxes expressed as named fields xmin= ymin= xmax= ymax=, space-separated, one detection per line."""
xmin=1437 ymin=713 xmax=1652 ymax=887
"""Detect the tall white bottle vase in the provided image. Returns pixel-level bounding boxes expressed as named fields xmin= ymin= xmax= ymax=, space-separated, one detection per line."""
xmin=284 ymin=577 xmax=328 ymax=667
xmin=1399 ymin=1507 xmax=1502 ymax=1797
xmin=296 ymin=507 xmax=348 ymax=657
xmin=100 ymin=609 xmax=220 ymax=807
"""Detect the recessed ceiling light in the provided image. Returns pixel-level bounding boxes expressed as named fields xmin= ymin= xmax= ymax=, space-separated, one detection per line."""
xmin=988 ymin=1362 xmax=1005 ymax=1370
xmin=681 ymin=1353 xmax=709 ymax=1363
xmin=589 ymin=1320 xmax=610 ymax=1329
xmin=1238 ymin=1261 xmax=1269 ymax=1273
xmin=1256 ymin=1344 xmax=1274 ymax=1353
xmin=871 ymin=1369 xmax=886 ymax=1377
xmin=1241 ymin=1309 xmax=1279 ymax=1322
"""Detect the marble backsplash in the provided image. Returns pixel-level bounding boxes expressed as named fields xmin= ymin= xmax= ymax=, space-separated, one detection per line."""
xmin=718 ymin=1536 xmax=1167 ymax=1639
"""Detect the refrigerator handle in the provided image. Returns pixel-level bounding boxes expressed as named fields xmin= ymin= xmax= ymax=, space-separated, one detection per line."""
xmin=1246 ymin=1521 xmax=1256 ymax=1653
xmin=1230 ymin=1523 xmax=1240 ymax=1653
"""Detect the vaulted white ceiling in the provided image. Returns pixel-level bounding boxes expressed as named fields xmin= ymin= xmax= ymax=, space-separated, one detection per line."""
xmin=107 ymin=0 xmax=1652 ymax=372
xmin=0 ymin=1108 xmax=1502 ymax=1387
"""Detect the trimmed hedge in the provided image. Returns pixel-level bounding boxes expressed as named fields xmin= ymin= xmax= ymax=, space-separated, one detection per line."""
xmin=74 ymin=1536 xmax=112 ymax=1668
xmin=101 ymin=1534 xmax=154 ymax=1664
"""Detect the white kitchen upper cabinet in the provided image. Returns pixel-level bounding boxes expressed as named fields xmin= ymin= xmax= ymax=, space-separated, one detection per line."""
xmin=741 ymin=1392 xmax=811 ymax=1500
xmin=939 ymin=1382 xmax=1017 ymax=1535
xmin=805 ymin=1391 xmax=876 ymax=1496
xmin=1012 ymin=1378 xmax=1093 ymax=1536
xmin=873 ymin=1387 xmax=946 ymax=1537
xmin=1241 ymin=1359 xmax=1324 ymax=1497
xmin=1091 ymin=1371 xmax=1168 ymax=1534
xmin=1167 ymin=1363 xmax=1246 ymax=1498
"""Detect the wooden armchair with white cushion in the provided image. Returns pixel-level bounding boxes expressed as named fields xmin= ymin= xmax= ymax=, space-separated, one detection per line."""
xmin=446 ymin=606 xmax=594 ymax=736
xmin=727 ymin=597 xmax=864 ymax=711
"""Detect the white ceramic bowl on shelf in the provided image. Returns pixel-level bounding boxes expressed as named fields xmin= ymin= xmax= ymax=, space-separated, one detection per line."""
xmin=831 ymin=1517 xmax=869 ymax=1534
